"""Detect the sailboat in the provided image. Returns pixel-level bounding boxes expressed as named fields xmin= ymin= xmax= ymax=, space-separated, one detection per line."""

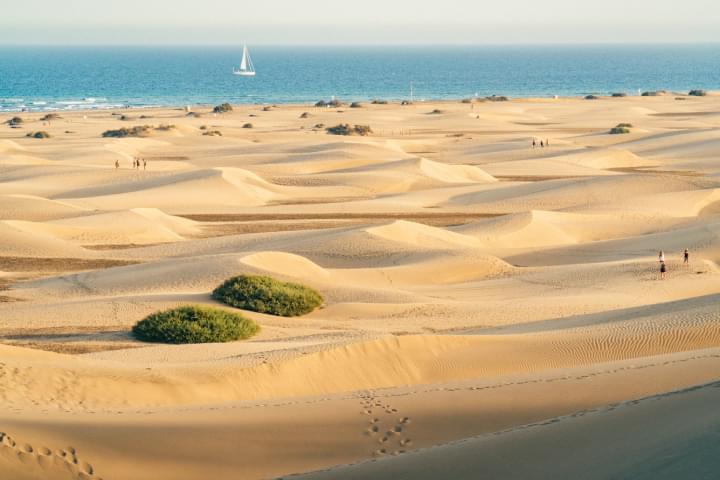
xmin=233 ymin=45 xmax=256 ymax=77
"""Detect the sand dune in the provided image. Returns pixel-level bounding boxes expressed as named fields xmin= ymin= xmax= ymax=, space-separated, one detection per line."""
xmin=2 ymin=96 xmax=720 ymax=479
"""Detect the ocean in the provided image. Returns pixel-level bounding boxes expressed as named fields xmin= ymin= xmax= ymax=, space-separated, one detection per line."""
xmin=1 ymin=44 xmax=719 ymax=112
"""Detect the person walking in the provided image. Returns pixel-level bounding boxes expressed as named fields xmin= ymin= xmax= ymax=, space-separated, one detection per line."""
xmin=660 ymin=260 xmax=667 ymax=280
xmin=143 ymin=158 xmax=147 ymax=170
xmin=532 ymin=139 xmax=536 ymax=149
xmin=683 ymin=248 xmax=689 ymax=267
xmin=115 ymin=159 xmax=119 ymax=170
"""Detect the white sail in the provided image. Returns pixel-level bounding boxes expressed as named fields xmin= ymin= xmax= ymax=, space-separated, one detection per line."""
xmin=234 ymin=44 xmax=256 ymax=76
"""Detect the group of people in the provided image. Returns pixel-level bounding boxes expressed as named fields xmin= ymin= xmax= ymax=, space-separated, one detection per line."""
xmin=114 ymin=157 xmax=147 ymax=170
xmin=657 ymin=249 xmax=690 ymax=280
xmin=532 ymin=138 xmax=550 ymax=148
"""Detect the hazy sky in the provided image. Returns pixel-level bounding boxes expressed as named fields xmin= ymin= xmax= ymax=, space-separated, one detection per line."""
xmin=2 ymin=0 xmax=720 ymax=45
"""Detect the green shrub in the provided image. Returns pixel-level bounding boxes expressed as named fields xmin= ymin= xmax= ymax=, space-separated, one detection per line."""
xmin=102 ymin=125 xmax=153 ymax=138
xmin=213 ymin=103 xmax=233 ymax=113
xmin=132 ymin=305 xmax=259 ymax=344
xmin=642 ymin=90 xmax=666 ymax=97
xmin=26 ymin=131 xmax=51 ymax=139
xmin=688 ymin=89 xmax=707 ymax=97
xmin=242 ymin=123 xmax=254 ymax=129
xmin=609 ymin=126 xmax=631 ymax=134
xmin=611 ymin=93 xmax=627 ymax=97
xmin=326 ymin=123 xmax=372 ymax=136
xmin=461 ymin=98 xmax=473 ymax=104
xmin=350 ymin=102 xmax=363 ymax=108
xmin=485 ymin=95 xmax=509 ymax=102
xmin=203 ymin=130 xmax=223 ymax=136
xmin=428 ymin=109 xmax=444 ymax=114
xmin=212 ymin=275 xmax=323 ymax=317
xmin=585 ymin=95 xmax=599 ymax=100
xmin=371 ymin=99 xmax=388 ymax=105
xmin=615 ymin=123 xmax=633 ymax=128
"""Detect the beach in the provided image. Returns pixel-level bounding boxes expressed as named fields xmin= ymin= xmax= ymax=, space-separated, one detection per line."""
xmin=1 ymin=93 xmax=719 ymax=479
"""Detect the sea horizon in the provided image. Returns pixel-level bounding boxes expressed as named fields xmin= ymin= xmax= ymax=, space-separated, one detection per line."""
xmin=2 ymin=43 xmax=719 ymax=112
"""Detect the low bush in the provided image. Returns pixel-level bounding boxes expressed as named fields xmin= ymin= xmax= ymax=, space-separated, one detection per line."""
xmin=371 ymin=99 xmax=388 ymax=105
xmin=615 ymin=123 xmax=633 ymax=128
xmin=642 ymin=90 xmax=667 ymax=97
xmin=155 ymin=124 xmax=176 ymax=131
xmin=203 ymin=130 xmax=223 ymax=136
xmin=313 ymin=123 xmax=325 ymax=129
xmin=486 ymin=95 xmax=509 ymax=102
xmin=300 ymin=112 xmax=310 ymax=118
xmin=262 ymin=106 xmax=272 ymax=111
xmin=609 ymin=126 xmax=631 ymax=134
xmin=461 ymin=98 xmax=473 ymax=104
xmin=350 ymin=102 xmax=363 ymax=108
xmin=242 ymin=123 xmax=254 ymax=129
xmin=26 ymin=131 xmax=51 ymax=139
xmin=40 ymin=113 xmax=61 ymax=121
xmin=326 ymin=123 xmax=372 ymax=136
xmin=213 ymin=103 xmax=233 ymax=113
xmin=428 ymin=109 xmax=444 ymax=114
xmin=689 ymin=89 xmax=707 ymax=97
xmin=212 ymin=275 xmax=323 ymax=317
xmin=585 ymin=95 xmax=599 ymax=100
xmin=611 ymin=92 xmax=628 ymax=97
xmin=102 ymin=125 xmax=153 ymax=138
xmin=132 ymin=305 xmax=259 ymax=344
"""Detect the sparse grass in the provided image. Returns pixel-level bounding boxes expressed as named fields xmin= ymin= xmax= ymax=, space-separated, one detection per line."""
xmin=132 ymin=305 xmax=259 ymax=344
xmin=40 ymin=113 xmax=61 ymax=121
xmin=428 ymin=109 xmax=444 ymax=114
xmin=155 ymin=124 xmax=176 ymax=131
xmin=616 ymin=123 xmax=633 ymax=128
xmin=300 ymin=112 xmax=310 ymax=118
xmin=609 ymin=126 xmax=631 ymax=134
xmin=611 ymin=93 xmax=628 ymax=97
xmin=213 ymin=103 xmax=233 ymax=114
xmin=326 ymin=123 xmax=372 ymax=136
xmin=585 ymin=95 xmax=599 ymax=100
xmin=350 ymin=102 xmax=362 ymax=108
xmin=485 ymin=95 xmax=509 ymax=102
xmin=371 ymin=99 xmax=388 ymax=105
xmin=26 ymin=131 xmax=51 ymax=139
xmin=203 ymin=130 xmax=223 ymax=136
xmin=313 ymin=123 xmax=325 ymax=129
xmin=242 ymin=123 xmax=254 ymax=129
xmin=212 ymin=275 xmax=323 ymax=317
xmin=262 ymin=106 xmax=272 ymax=111
xmin=461 ymin=98 xmax=473 ymax=104
xmin=689 ymin=89 xmax=707 ymax=97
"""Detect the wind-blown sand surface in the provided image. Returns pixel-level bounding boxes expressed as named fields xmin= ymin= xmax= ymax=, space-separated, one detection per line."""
xmin=1 ymin=94 xmax=719 ymax=479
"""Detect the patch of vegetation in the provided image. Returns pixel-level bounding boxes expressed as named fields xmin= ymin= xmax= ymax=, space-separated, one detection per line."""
xmin=102 ymin=125 xmax=153 ymax=138
xmin=213 ymin=103 xmax=233 ymax=114
xmin=40 ymin=113 xmax=61 ymax=121
xmin=485 ymin=95 xmax=509 ymax=102
xmin=585 ymin=95 xmax=599 ymax=100
xmin=242 ymin=123 xmax=254 ymax=129
xmin=212 ymin=275 xmax=323 ymax=317
xmin=350 ymin=102 xmax=363 ymax=108
xmin=262 ymin=106 xmax=272 ymax=111
xmin=140 ymin=114 xmax=152 ymax=119
xmin=6 ymin=116 xmax=23 ymax=126
xmin=371 ymin=99 xmax=388 ymax=105
xmin=300 ymin=112 xmax=310 ymax=118
xmin=615 ymin=123 xmax=633 ymax=128
xmin=26 ymin=131 xmax=51 ymax=139
xmin=155 ymin=124 xmax=176 ymax=131
xmin=119 ymin=115 xmax=131 ymax=121
xmin=326 ymin=123 xmax=372 ymax=136
xmin=203 ymin=130 xmax=223 ymax=136
xmin=611 ymin=92 xmax=628 ymax=97
xmin=428 ymin=109 xmax=444 ymax=114
xmin=313 ymin=123 xmax=325 ymax=129
xmin=688 ymin=89 xmax=707 ymax=97
xmin=641 ymin=90 xmax=667 ymax=97
xmin=609 ymin=126 xmax=631 ymax=135
xmin=461 ymin=98 xmax=473 ymax=104
xmin=132 ymin=305 xmax=259 ymax=344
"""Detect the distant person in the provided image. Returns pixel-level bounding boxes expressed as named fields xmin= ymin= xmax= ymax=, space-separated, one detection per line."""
xmin=143 ymin=158 xmax=147 ymax=170
xmin=532 ymin=139 xmax=536 ymax=149
xmin=683 ymin=248 xmax=689 ymax=267
xmin=658 ymin=250 xmax=665 ymax=264
xmin=659 ymin=260 xmax=667 ymax=280
xmin=540 ymin=140 xmax=544 ymax=148
xmin=115 ymin=159 xmax=119 ymax=170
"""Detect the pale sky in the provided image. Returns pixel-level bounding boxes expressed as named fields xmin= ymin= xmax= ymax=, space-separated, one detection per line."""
xmin=2 ymin=0 xmax=719 ymax=45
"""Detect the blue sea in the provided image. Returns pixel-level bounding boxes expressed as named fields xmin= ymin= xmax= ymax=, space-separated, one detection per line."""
xmin=1 ymin=45 xmax=719 ymax=112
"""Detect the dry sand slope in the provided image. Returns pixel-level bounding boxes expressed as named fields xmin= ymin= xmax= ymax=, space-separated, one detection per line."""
xmin=1 ymin=94 xmax=720 ymax=479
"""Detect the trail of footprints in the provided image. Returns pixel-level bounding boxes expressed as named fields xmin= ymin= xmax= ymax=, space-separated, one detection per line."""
xmin=358 ymin=391 xmax=412 ymax=457
xmin=0 ymin=432 xmax=101 ymax=480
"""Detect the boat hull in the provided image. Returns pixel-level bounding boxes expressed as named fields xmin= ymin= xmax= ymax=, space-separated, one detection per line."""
xmin=233 ymin=70 xmax=256 ymax=77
